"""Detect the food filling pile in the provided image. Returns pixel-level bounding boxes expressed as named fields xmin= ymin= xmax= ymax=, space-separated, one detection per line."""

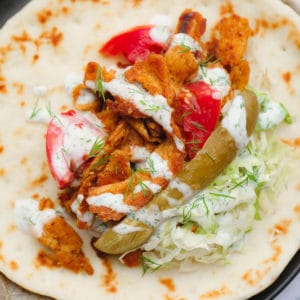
xmin=15 ymin=9 xmax=291 ymax=274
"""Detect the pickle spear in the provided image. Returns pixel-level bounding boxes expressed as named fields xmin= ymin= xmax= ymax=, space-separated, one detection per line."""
xmin=94 ymin=90 xmax=259 ymax=255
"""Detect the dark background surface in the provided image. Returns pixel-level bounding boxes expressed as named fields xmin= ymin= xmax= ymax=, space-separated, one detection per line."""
xmin=1 ymin=0 xmax=300 ymax=299
xmin=0 ymin=0 xmax=28 ymax=28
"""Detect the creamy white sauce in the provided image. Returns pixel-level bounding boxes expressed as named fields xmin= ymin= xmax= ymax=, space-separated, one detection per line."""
xmin=170 ymin=33 xmax=201 ymax=52
xmin=76 ymin=88 xmax=97 ymax=105
xmin=173 ymin=136 xmax=185 ymax=152
xmin=134 ymin=181 xmax=162 ymax=194
xmin=26 ymin=107 xmax=52 ymax=124
xmin=149 ymin=15 xmax=172 ymax=48
xmin=131 ymin=146 xmax=151 ymax=162
xmin=149 ymin=26 xmax=171 ymax=44
xmin=103 ymin=68 xmax=173 ymax=134
xmin=71 ymin=194 xmax=93 ymax=225
xmin=64 ymin=73 xmax=84 ymax=94
xmin=130 ymin=205 xmax=162 ymax=227
xmin=33 ymin=85 xmax=48 ymax=97
xmin=164 ymin=195 xmax=179 ymax=207
xmin=112 ymin=223 xmax=144 ymax=235
xmin=87 ymin=193 xmax=135 ymax=214
xmin=257 ymin=101 xmax=286 ymax=130
xmin=137 ymin=151 xmax=173 ymax=180
xmin=14 ymin=199 xmax=57 ymax=238
xmin=197 ymin=67 xmax=230 ymax=99
xmin=221 ymin=95 xmax=248 ymax=151
xmin=85 ymin=80 xmax=95 ymax=90
xmin=169 ymin=178 xmax=193 ymax=198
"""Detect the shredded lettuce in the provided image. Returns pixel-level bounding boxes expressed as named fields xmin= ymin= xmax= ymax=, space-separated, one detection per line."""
xmin=141 ymin=90 xmax=291 ymax=271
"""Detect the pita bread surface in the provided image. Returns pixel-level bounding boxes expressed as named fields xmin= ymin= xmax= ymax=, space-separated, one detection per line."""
xmin=0 ymin=0 xmax=299 ymax=299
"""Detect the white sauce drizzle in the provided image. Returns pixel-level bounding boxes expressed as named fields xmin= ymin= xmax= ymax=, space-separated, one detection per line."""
xmin=77 ymin=88 xmax=97 ymax=105
xmin=221 ymin=95 xmax=248 ymax=151
xmin=134 ymin=181 xmax=162 ymax=194
xmin=64 ymin=73 xmax=84 ymax=94
xmin=26 ymin=107 xmax=52 ymax=124
xmin=149 ymin=26 xmax=171 ymax=44
xmin=137 ymin=151 xmax=173 ymax=180
xmin=170 ymin=33 xmax=201 ymax=52
xmin=103 ymin=68 xmax=173 ymax=134
xmin=196 ymin=67 xmax=230 ymax=99
xmin=85 ymin=80 xmax=95 ymax=90
xmin=130 ymin=205 xmax=162 ymax=227
xmin=169 ymin=178 xmax=193 ymax=198
xmin=14 ymin=199 xmax=57 ymax=238
xmin=113 ymin=223 xmax=144 ymax=235
xmin=131 ymin=146 xmax=151 ymax=162
xmin=164 ymin=195 xmax=179 ymax=207
xmin=71 ymin=194 xmax=93 ymax=225
xmin=87 ymin=193 xmax=135 ymax=214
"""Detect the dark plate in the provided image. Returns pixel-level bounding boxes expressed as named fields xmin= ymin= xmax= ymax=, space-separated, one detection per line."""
xmin=0 ymin=0 xmax=299 ymax=299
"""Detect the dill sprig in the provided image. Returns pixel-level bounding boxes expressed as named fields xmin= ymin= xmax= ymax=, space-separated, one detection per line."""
xmin=87 ymin=137 xmax=104 ymax=160
xmin=141 ymin=255 xmax=162 ymax=275
xmin=190 ymin=121 xmax=208 ymax=133
xmin=146 ymin=158 xmax=157 ymax=175
xmin=90 ymin=154 xmax=111 ymax=170
xmin=199 ymin=55 xmax=222 ymax=67
xmin=29 ymin=98 xmax=41 ymax=119
xmin=46 ymin=102 xmax=64 ymax=127
xmin=95 ymin=65 xmax=106 ymax=101
xmin=179 ymin=43 xmax=192 ymax=53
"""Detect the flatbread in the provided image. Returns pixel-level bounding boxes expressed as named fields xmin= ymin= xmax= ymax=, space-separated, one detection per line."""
xmin=0 ymin=1 xmax=299 ymax=299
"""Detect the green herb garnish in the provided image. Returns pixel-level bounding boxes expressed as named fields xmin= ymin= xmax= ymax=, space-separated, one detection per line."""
xmin=141 ymin=255 xmax=162 ymax=275
xmin=88 ymin=137 xmax=104 ymax=159
xmin=29 ymin=98 xmax=41 ymax=120
xmin=95 ymin=65 xmax=106 ymax=101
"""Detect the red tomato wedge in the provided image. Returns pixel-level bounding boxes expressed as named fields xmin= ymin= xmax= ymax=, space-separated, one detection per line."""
xmin=99 ymin=25 xmax=168 ymax=64
xmin=178 ymin=81 xmax=222 ymax=159
xmin=46 ymin=109 xmax=106 ymax=189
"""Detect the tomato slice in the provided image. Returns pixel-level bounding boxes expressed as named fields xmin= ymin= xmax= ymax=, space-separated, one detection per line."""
xmin=178 ymin=81 xmax=221 ymax=159
xmin=46 ymin=110 xmax=106 ymax=189
xmin=99 ymin=25 xmax=168 ymax=64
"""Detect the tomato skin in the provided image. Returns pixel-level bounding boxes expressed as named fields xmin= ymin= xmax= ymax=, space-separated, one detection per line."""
xmin=178 ymin=81 xmax=221 ymax=159
xmin=99 ymin=25 xmax=166 ymax=64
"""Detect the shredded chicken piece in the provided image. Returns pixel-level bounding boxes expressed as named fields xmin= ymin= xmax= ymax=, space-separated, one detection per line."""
xmin=230 ymin=60 xmax=250 ymax=90
xmin=88 ymin=172 xmax=168 ymax=222
xmin=79 ymin=121 xmax=129 ymax=195
xmin=106 ymin=97 xmax=145 ymax=118
xmin=214 ymin=14 xmax=251 ymax=67
xmin=165 ymin=45 xmax=198 ymax=85
xmin=127 ymin=118 xmax=165 ymax=143
xmin=96 ymin=109 xmax=120 ymax=133
xmin=38 ymin=216 xmax=94 ymax=275
xmin=84 ymin=61 xmax=115 ymax=83
xmin=175 ymin=9 xmax=206 ymax=41
xmin=125 ymin=53 xmax=175 ymax=104
xmin=97 ymin=149 xmax=131 ymax=186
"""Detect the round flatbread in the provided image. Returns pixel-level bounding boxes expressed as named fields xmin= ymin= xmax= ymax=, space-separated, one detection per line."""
xmin=0 ymin=1 xmax=299 ymax=299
